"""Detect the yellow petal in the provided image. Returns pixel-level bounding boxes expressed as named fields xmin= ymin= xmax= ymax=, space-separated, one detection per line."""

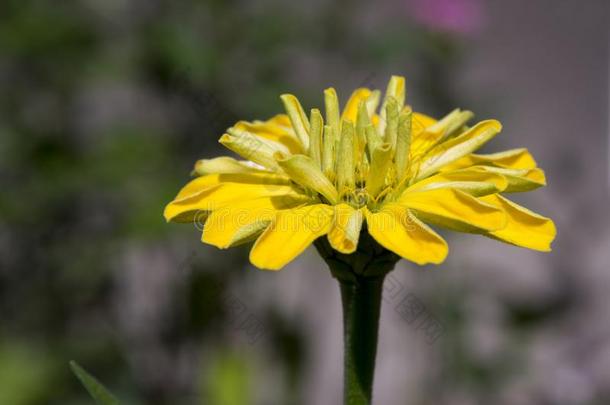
xmin=164 ymin=174 xmax=300 ymax=223
xmin=164 ymin=184 xmax=299 ymax=224
xmin=426 ymin=109 xmax=474 ymax=141
xmin=231 ymin=115 xmax=303 ymax=154
xmin=166 ymin=207 xmax=210 ymax=224
xmin=378 ymin=76 xmax=406 ymax=135
xmin=219 ymin=132 xmax=285 ymax=172
xmin=365 ymin=90 xmax=381 ymax=116
xmin=250 ymin=204 xmax=334 ymax=270
xmin=342 ymin=88 xmax=372 ymax=122
xmin=399 ymin=188 xmax=507 ymax=232
xmin=385 ymin=75 xmax=406 ymax=109
xmin=192 ymin=157 xmax=268 ymax=176
xmin=411 ymin=112 xmax=437 ymax=134
xmin=468 ymin=165 xmax=546 ymax=192
xmin=266 ymin=114 xmax=292 ymax=128
xmin=479 ymin=195 xmax=556 ymax=251
xmin=280 ymin=94 xmax=310 ymax=150
xmin=406 ymin=168 xmax=508 ymax=196
xmin=415 ymin=120 xmax=502 ymax=180
xmin=171 ymin=173 xmax=290 ymax=202
xmin=327 ymin=204 xmax=363 ymax=254
xmin=443 ymin=110 xmax=474 ymax=139
xmin=202 ymin=196 xmax=308 ymax=248
xmin=440 ymin=148 xmax=537 ymax=172
xmin=409 ymin=110 xmax=458 ymax=158
xmin=365 ymin=204 xmax=448 ymax=265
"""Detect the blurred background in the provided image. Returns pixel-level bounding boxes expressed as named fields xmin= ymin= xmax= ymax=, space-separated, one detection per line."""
xmin=1 ymin=0 xmax=609 ymax=404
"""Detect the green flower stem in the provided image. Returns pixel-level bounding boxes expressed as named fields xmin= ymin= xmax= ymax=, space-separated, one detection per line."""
xmin=315 ymin=230 xmax=400 ymax=405
xmin=339 ymin=275 xmax=385 ymax=405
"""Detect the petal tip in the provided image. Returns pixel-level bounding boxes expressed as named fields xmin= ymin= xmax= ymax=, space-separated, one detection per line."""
xmin=249 ymin=255 xmax=284 ymax=271
xmin=163 ymin=204 xmax=175 ymax=223
xmin=489 ymin=119 xmax=503 ymax=131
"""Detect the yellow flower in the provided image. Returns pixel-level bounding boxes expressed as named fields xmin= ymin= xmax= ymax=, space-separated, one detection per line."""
xmin=165 ymin=76 xmax=556 ymax=270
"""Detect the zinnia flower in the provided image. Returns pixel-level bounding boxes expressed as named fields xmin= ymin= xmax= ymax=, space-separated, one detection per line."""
xmin=164 ymin=75 xmax=556 ymax=270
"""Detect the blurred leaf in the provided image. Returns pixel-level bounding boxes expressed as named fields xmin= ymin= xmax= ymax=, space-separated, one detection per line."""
xmin=0 ymin=342 xmax=55 ymax=405
xmin=204 ymin=351 xmax=252 ymax=405
xmin=69 ymin=361 xmax=120 ymax=405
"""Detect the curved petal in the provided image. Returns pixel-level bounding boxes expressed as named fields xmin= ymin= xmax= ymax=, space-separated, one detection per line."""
xmin=266 ymin=114 xmax=292 ymax=128
xmin=164 ymin=188 xmax=220 ymax=224
xmin=467 ymin=166 xmax=546 ymax=192
xmin=170 ymin=172 xmax=290 ymax=202
xmin=365 ymin=204 xmax=448 ymax=265
xmin=164 ymin=173 xmax=302 ymax=223
xmin=250 ymin=204 xmax=334 ymax=270
xmin=164 ymin=184 xmax=302 ymax=223
xmin=406 ymin=168 xmax=508 ymax=196
xmin=231 ymin=115 xmax=303 ymax=154
xmin=440 ymin=148 xmax=538 ymax=172
xmin=480 ymin=194 xmax=556 ymax=251
xmin=342 ymin=88 xmax=373 ymax=122
xmin=410 ymin=109 xmax=476 ymax=160
xmin=327 ymin=204 xmax=363 ymax=254
xmin=193 ymin=157 xmax=268 ymax=176
xmin=399 ymin=188 xmax=507 ymax=232
xmin=404 ymin=112 xmax=438 ymax=161
xmin=276 ymin=153 xmax=339 ymax=204
xmin=412 ymin=112 xmax=437 ymax=132
xmin=220 ymin=130 xmax=292 ymax=172
xmin=202 ymin=196 xmax=309 ymax=248
xmin=414 ymin=120 xmax=502 ymax=180
xmin=280 ymin=95 xmax=310 ymax=150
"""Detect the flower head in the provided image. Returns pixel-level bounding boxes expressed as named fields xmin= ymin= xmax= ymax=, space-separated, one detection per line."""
xmin=165 ymin=75 xmax=556 ymax=270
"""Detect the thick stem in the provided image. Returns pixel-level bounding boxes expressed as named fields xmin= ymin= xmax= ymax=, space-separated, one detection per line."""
xmin=314 ymin=231 xmax=399 ymax=405
xmin=339 ymin=275 xmax=385 ymax=405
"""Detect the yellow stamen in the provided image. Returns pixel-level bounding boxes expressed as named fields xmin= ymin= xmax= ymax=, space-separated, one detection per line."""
xmin=309 ymin=109 xmax=324 ymax=168
xmin=383 ymin=96 xmax=400 ymax=153
xmin=324 ymin=88 xmax=341 ymax=146
xmin=395 ymin=107 xmax=412 ymax=179
xmin=367 ymin=142 xmax=392 ymax=198
xmin=275 ymin=152 xmax=339 ymax=204
xmin=322 ymin=125 xmax=335 ymax=179
xmin=336 ymin=120 xmax=355 ymax=195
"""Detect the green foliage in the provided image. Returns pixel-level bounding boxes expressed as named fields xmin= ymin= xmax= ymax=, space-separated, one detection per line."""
xmin=204 ymin=351 xmax=252 ymax=405
xmin=69 ymin=361 xmax=119 ymax=405
xmin=0 ymin=342 xmax=55 ymax=405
